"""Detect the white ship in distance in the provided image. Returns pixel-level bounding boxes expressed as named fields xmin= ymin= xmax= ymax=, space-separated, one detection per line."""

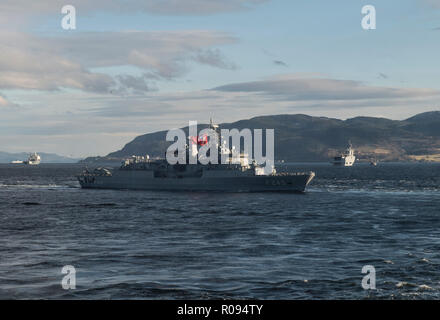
xmin=333 ymin=142 xmax=356 ymax=166
xmin=25 ymin=152 xmax=41 ymax=165
xmin=11 ymin=153 xmax=41 ymax=165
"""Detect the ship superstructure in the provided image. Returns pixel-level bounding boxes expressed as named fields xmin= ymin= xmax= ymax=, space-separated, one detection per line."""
xmin=25 ymin=153 xmax=41 ymax=165
xmin=333 ymin=142 xmax=356 ymax=166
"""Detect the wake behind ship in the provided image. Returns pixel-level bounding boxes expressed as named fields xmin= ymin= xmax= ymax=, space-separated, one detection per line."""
xmin=78 ymin=121 xmax=315 ymax=192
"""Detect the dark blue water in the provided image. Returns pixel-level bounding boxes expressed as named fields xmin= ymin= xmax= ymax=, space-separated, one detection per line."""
xmin=0 ymin=163 xmax=439 ymax=299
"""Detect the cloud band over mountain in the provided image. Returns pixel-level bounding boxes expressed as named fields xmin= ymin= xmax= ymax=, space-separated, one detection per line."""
xmin=212 ymin=77 xmax=440 ymax=101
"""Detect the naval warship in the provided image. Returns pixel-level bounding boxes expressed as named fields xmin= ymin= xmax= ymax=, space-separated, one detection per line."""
xmin=78 ymin=122 xmax=315 ymax=192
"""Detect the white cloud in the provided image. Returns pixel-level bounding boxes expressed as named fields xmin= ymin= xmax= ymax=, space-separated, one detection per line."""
xmin=55 ymin=31 xmax=237 ymax=75
xmin=212 ymin=77 xmax=440 ymax=101
xmin=0 ymin=30 xmax=237 ymax=93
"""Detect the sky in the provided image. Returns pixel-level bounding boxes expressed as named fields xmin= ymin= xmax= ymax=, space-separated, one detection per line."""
xmin=0 ymin=0 xmax=439 ymax=158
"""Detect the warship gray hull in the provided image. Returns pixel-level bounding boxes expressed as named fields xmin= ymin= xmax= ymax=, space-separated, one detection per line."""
xmin=78 ymin=120 xmax=315 ymax=192
xmin=78 ymin=170 xmax=315 ymax=193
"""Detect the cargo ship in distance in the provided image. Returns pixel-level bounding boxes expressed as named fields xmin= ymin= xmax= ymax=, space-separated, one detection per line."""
xmin=78 ymin=121 xmax=315 ymax=192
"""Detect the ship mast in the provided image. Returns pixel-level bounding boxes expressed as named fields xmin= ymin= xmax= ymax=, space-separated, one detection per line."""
xmin=209 ymin=118 xmax=224 ymax=164
xmin=209 ymin=118 xmax=220 ymax=147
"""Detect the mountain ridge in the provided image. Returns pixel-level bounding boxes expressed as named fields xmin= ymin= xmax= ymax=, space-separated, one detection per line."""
xmin=82 ymin=111 xmax=440 ymax=163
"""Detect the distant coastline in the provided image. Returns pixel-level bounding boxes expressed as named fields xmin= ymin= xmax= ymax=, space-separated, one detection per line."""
xmin=0 ymin=151 xmax=80 ymax=164
xmin=5 ymin=111 xmax=440 ymax=165
xmin=80 ymin=111 xmax=440 ymax=164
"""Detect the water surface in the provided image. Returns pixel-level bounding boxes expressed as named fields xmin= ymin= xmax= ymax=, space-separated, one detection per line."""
xmin=0 ymin=163 xmax=439 ymax=299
